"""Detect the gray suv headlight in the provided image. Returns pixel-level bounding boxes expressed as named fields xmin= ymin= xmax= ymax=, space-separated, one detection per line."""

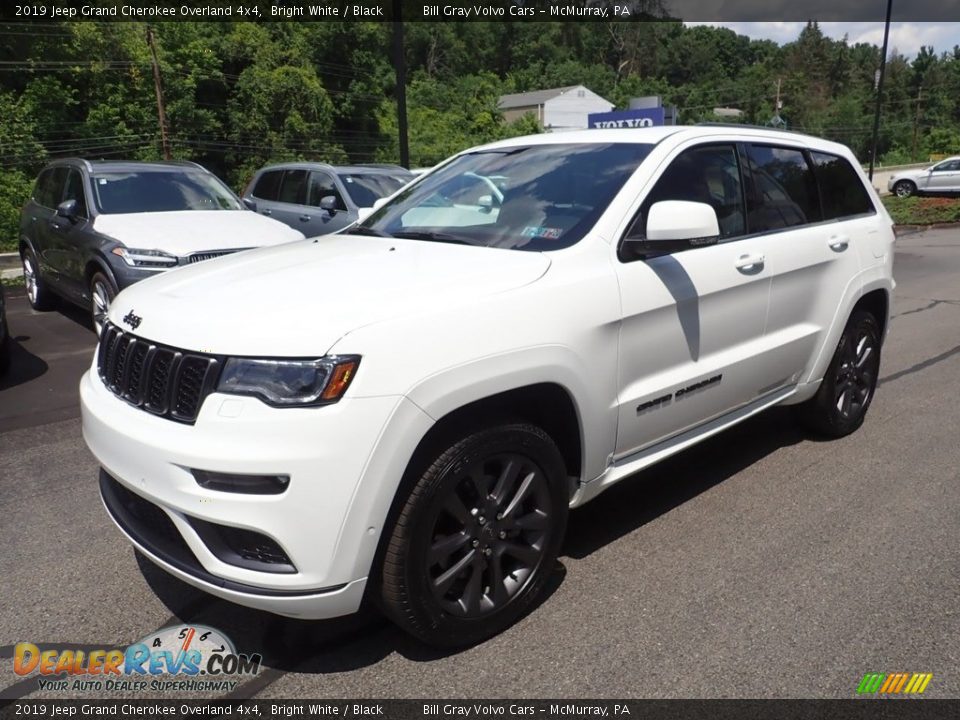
xmin=216 ymin=356 xmax=360 ymax=407
xmin=111 ymin=247 xmax=178 ymax=268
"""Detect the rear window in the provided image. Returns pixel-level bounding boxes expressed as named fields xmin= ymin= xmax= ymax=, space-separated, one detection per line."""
xmin=92 ymin=171 xmax=242 ymax=214
xmin=251 ymin=170 xmax=283 ymax=201
xmin=810 ymin=152 xmax=875 ymax=220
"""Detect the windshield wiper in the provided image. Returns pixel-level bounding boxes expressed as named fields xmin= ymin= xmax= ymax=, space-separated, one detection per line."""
xmin=392 ymin=230 xmax=474 ymax=246
xmin=343 ymin=225 xmax=394 ymax=238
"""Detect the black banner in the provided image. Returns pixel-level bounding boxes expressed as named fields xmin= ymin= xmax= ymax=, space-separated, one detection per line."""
xmin=2 ymin=0 xmax=960 ymax=23
xmin=2 ymin=700 xmax=960 ymax=720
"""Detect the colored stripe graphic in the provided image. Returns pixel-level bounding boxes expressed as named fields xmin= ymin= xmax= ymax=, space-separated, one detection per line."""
xmin=858 ymin=672 xmax=933 ymax=695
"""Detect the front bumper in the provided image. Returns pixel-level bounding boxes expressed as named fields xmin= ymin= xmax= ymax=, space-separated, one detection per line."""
xmin=81 ymin=367 xmax=420 ymax=618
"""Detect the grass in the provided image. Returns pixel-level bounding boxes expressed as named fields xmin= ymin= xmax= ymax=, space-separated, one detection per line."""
xmin=883 ymin=195 xmax=960 ymax=226
xmin=1 ymin=274 xmax=24 ymax=289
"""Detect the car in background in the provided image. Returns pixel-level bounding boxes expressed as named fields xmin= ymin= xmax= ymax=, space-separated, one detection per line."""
xmin=888 ymin=156 xmax=960 ymax=197
xmin=242 ymin=163 xmax=414 ymax=236
xmin=0 ymin=284 xmax=9 ymax=375
xmin=19 ymin=159 xmax=304 ymax=335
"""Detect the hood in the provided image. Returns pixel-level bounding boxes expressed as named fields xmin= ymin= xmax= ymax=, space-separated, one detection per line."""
xmin=107 ymin=234 xmax=552 ymax=356
xmin=93 ymin=210 xmax=304 ymax=255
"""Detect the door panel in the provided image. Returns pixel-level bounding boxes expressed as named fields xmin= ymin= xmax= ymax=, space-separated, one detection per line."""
xmin=614 ymin=143 xmax=775 ymax=458
xmin=305 ymin=171 xmax=353 ymax=236
xmin=615 ymin=241 xmax=773 ymax=457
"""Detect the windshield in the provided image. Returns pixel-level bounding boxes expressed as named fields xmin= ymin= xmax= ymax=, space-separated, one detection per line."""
xmin=92 ymin=170 xmax=242 ymax=214
xmin=338 ymin=173 xmax=411 ymax=208
xmin=355 ymin=143 xmax=653 ymax=250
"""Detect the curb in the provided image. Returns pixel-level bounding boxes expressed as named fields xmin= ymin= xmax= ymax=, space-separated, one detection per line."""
xmin=0 ymin=253 xmax=22 ymax=280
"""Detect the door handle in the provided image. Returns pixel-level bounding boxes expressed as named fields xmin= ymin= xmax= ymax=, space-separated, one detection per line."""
xmin=261 ymin=209 xmax=272 ymax=216
xmin=299 ymin=215 xmax=311 ymax=222
xmin=828 ymin=235 xmax=849 ymax=252
xmin=735 ymin=253 xmax=765 ymax=273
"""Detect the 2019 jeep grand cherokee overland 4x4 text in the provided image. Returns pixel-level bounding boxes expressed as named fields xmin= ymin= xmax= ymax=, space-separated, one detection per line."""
xmin=81 ymin=127 xmax=894 ymax=647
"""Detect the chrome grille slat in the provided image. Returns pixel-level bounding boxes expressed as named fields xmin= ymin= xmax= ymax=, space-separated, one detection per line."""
xmin=96 ymin=323 xmax=220 ymax=424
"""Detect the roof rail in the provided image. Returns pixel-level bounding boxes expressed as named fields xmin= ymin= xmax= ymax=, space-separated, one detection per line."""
xmin=694 ymin=121 xmax=813 ymax=137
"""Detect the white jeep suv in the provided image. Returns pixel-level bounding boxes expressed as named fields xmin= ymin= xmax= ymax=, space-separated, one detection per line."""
xmin=81 ymin=126 xmax=894 ymax=646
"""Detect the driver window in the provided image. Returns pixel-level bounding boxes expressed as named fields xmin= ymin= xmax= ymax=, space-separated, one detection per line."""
xmin=307 ymin=171 xmax=346 ymax=210
xmin=628 ymin=144 xmax=745 ymax=241
xmin=63 ymin=169 xmax=88 ymax=218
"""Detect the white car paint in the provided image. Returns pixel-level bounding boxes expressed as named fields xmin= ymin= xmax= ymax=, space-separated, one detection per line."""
xmin=81 ymin=126 xmax=895 ymax=620
xmin=94 ymin=209 xmax=303 ymax=255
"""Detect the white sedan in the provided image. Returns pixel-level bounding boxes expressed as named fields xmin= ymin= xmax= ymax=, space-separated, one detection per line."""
xmin=888 ymin=156 xmax=960 ymax=197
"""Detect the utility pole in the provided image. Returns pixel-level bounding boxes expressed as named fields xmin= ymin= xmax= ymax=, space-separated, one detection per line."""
xmin=868 ymin=0 xmax=894 ymax=181
xmin=391 ymin=0 xmax=409 ymax=168
xmin=912 ymin=85 xmax=923 ymax=162
xmin=146 ymin=26 xmax=171 ymax=161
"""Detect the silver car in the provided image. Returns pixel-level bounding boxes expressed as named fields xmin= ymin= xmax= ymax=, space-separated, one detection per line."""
xmin=888 ymin=156 xmax=960 ymax=197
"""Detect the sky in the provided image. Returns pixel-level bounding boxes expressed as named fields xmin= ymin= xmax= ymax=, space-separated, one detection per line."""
xmin=686 ymin=22 xmax=960 ymax=57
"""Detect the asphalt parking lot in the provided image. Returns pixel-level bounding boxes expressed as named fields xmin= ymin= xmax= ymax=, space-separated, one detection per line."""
xmin=1 ymin=227 xmax=958 ymax=700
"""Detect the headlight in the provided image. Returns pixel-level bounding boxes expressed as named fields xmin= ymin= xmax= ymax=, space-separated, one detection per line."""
xmin=111 ymin=247 xmax=179 ymax=268
xmin=216 ymin=356 xmax=360 ymax=407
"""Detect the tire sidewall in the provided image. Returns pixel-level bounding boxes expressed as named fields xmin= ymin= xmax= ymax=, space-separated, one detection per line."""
xmin=389 ymin=425 xmax=568 ymax=646
xmin=819 ymin=312 xmax=881 ymax=435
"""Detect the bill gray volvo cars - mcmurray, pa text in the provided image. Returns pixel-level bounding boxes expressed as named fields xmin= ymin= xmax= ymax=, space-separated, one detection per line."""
xmin=81 ymin=126 xmax=894 ymax=646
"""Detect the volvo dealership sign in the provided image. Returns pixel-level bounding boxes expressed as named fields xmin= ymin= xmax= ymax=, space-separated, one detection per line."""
xmin=588 ymin=108 xmax=666 ymax=128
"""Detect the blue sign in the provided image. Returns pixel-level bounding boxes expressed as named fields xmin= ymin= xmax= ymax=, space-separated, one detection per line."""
xmin=588 ymin=108 xmax=665 ymax=129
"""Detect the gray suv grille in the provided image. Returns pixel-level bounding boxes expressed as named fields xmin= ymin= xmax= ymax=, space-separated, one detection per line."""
xmin=97 ymin=323 xmax=221 ymax=423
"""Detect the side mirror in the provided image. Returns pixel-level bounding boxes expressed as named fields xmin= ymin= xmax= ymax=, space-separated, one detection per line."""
xmin=623 ymin=200 xmax=720 ymax=256
xmin=242 ymin=198 xmax=257 ymax=212
xmin=320 ymin=195 xmax=339 ymax=214
xmin=56 ymin=199 xmax=79 ymax=223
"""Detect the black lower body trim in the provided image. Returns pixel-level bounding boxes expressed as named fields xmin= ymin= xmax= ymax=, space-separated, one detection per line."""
xmin=99 ymin=469 xmax=346 ymax=598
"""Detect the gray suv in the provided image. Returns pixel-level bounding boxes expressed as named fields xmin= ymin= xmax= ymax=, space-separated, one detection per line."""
xmin=242 ymin=163 xmax=414 ymax=237
xmin=19 ymin=159 xmax=302 ymax=334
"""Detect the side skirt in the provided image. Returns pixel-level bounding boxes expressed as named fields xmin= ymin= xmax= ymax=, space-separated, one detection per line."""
xmin=570 ymin=386 xmax=797 ymax=508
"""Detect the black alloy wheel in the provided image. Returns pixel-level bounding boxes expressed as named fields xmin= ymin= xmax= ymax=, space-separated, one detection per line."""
xmin=378 ymin=424 xmax=568 ymax=647
xmin=797 ymin=311 xmax=881 ymax=438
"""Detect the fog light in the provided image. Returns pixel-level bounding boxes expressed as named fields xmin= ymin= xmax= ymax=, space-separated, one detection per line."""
xmin=191 ymin=470 xmax=290 ymax=495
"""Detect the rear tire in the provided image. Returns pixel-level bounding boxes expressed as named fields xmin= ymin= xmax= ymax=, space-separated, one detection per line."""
xmin=893 ymin=180 xmax=916 ymax=198
xmin=797 ymin=311 xmax=881 ymax=438
xmin=378 ymin=423 xmax=568 ymax=647
xmin=21 ymin=247 xmax=56 ymax=311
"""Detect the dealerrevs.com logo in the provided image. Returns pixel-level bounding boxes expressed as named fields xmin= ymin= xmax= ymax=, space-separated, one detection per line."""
xmin=13 ymin=625 xmax=261 ymax=693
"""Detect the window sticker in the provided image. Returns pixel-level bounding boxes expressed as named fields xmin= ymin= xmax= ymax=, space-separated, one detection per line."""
xmin=521 ymin=226 xmax=562 ymax=239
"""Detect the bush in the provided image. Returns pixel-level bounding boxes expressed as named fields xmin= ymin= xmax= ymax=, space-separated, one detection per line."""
xmin=0 ymin=170 xmax=33 ymax=253
xmin=883 ymin=195 xmax=960 ymax=225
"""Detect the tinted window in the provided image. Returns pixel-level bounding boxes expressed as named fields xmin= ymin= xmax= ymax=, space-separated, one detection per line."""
xmin=743 ymin=145 xmax=820 ymax=232
xmin=277 ymin=170 xmax=308 ymax=204
xmin=307 ymin=171 xmax=346 ymax=209
xmin=359 ymin=143 xmax=653 ymax=251
xmin=338 ymin=173 xmax=410 ymax=208
xmin=933 ymin=159 xmax=960 ymax=172
xmin=92 ymin=171 xmax=242 ymax=214
xmin=33 ymin=167 xmax=67 ymax=208
xmin=810 ymin=152 xmax=875 ymax=220
xmin=636 ymin=144 xmax=745 ymax=239
xmin=63 ymin=169 xmax=88 ymax=218
xmin=252 ymin=170 xmax=282 ymax=200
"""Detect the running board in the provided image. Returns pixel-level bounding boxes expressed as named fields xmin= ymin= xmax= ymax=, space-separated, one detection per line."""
xmin=571 ymin=386 xmax=797 ymax=508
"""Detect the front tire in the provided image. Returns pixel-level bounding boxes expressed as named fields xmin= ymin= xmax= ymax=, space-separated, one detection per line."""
xmin=90 ymin=271 xmax=117 ymax=337
xmin=378 ymin=424 xmax=569 ymax=647
xmin=893 ymin=180 xmax=916 ymax=198
xmin=797 ymin=311 xmax=881 ymax=438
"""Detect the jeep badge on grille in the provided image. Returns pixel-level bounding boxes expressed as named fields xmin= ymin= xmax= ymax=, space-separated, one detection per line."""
xmin=122 ymin=310 xmax=142 ymax=330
